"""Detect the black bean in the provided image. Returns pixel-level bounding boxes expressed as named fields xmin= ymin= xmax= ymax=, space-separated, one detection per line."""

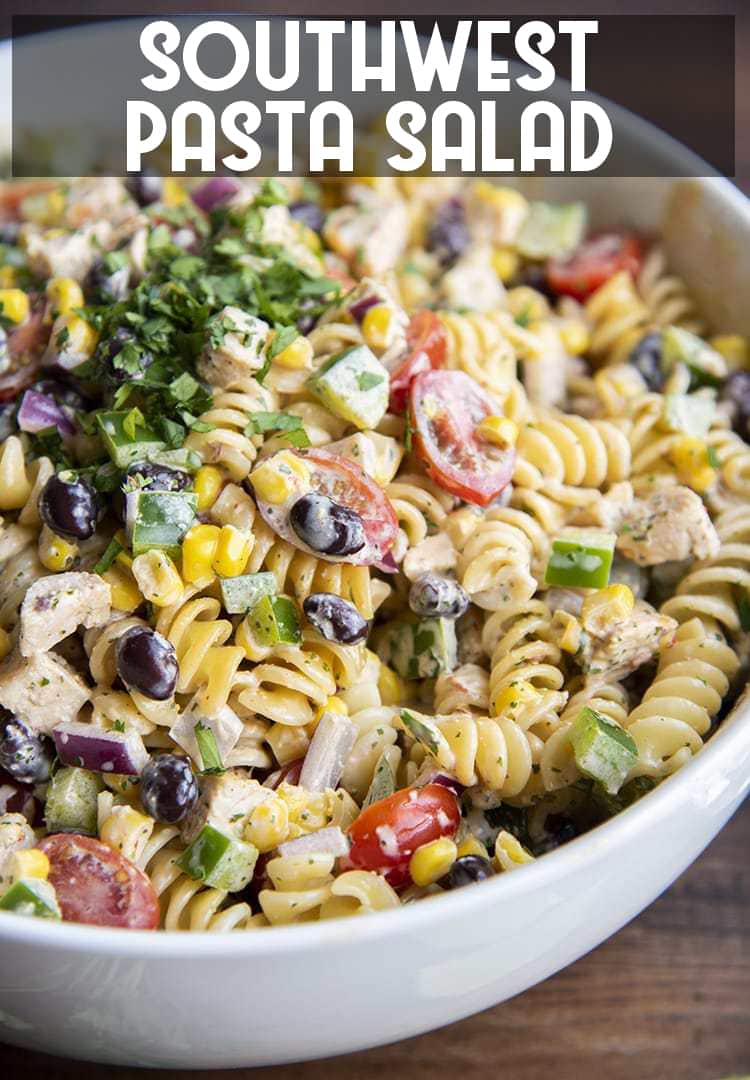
xmin=100 ymin=327 xmax=153 ymax=385
xmin=409 ymin=573 xmax=469 ymax=619
xmin=39 ymin=473 xmax=100 ymax=541
xmin=0 ymin=712 xmax=52 ymax=784
xmin=289 ymin=201 xmax=325 ymax=234
xmin=140 ymin=754 xmax=198 ymax=824
xmin=426 ymin=197 xmax=469 ymax=267
xmin=720 ymin=370 xmax=750 ymax=439
xmin=289 ymin=493 xmax=366 ymax=557
xmin=303 ymin=593 xmax=369 ymax=644
xmin=126 ymin=172 xmax=163 ymax=207
xmin=439 ymin=855 xmax=493 ymax=890
xmin=115 ymin=627 xmax=178 ymax=701
xmin=628 ymin=332 xmax=665 ymax=392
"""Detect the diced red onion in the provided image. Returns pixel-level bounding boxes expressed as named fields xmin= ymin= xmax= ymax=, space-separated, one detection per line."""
xmin=349 ymin=295 xmax=380 ymax=323
xmin=0 ymin=774 xmax=37 ymax=823
xmin=53 ymin=722 xmax=149 ymax=776
xmin=278 ymin=826 xmax=350 ymax=859
xmin=299 ymin=712 xmax=357 ymax=793
xmin=413 ymin=764 xmax=465 ymax=796
xmin=263 ymin=757 xmax=303 ymax=789
xmin=374 ymin=551 xmax=399 ymax=574
xmin=18 ymin=390 xmax=76 ymax=437
xmin=191 ymin=178 xmax=241 ymax=212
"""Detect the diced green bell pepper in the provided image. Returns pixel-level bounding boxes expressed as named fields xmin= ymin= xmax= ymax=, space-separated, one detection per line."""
xmin=376 ymin=617 xmax=457 ymax=680
xmin=0 ymin=878 xmax=61 ymax=920
xmin=660 ymin=393 xmax=716 ymax=437
xmin=219 ymin=572 xmax=277 ymax=615
xmin=96 ymin=411 xmax=166 ymax=469
xmin=545 ymin=528 xmax=616 ymax=589
xmin=248 ymin=594 xmax=301 ymax=646
xmin=177 ymin=824 xmax=258 ymax=891
xmin=44 ymin=766 xmax=103 ymax=836
xmin=569 ymin=706 xmax=638 ymax=794
xmin=147 ymin=448 xmax=202 ymax=473
xmin=661 ymin=326 xmax=726 ymax=389
xmin=307 ymin=344 xmax=389 ymax=430
xmin=194 ymin=721 xmax=225 ymax=775
xmin=516 ymin=201 xmax=587 ymax=259
xmin=129 ymin=490 xmax=198 ymax=557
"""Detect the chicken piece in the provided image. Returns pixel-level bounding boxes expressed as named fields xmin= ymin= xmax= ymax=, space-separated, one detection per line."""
xmin=169 ymin=702 xmax=243 ymax=772
xmin=258 ymin=204 xmax=323 ymax=276
xmin=465 ymin=182 xmax=529 ymax=246
xmin=0 ymin=813 xmax=36 ymax=887
xmin=520 ymin=324 xmax=567 ymax=409
xmin=324 ymin=199 xmax=410 ymax=277
xmin=180 ymin=769 xmax=272 ymax=844
xmin=439 ymin=245 xmax=505 ymax=313
xmin=573 ymin=482 xmax=635 ymax=533
xmin=19 ymin=572 xmax=111 ymax=657
xmin=617 ymin=485 xmax=720 ymax=566
xmin=23 ymin=222 xmax=112 ymax=281
xmin=197 ymin=306 xmax=270 ymax=389
xmin=456 ymin=607 xmax=485 ymax=666
xmin=402 ymin=534 xmax=458 ymax=582
xmin=63 ymin=178 xmax=139 ymax=230
xmin=0 ymin=651 xmax=89 ymax=735
xmin=577 ymin=599 xmax=677 ymax=681
xmin=209 ymin=483 xmax=256 ymax=533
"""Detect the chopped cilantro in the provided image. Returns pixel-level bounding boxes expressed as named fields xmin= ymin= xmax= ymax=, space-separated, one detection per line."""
xmin=122 ymin=406 xmax=146 ymax=441
xmin=93 ymin=536 xmax=124 ymax=575
xmin=357 ymin=371 xmax=385 ymax=391
xmin=267 ymin=324 xmax=298 ymax=361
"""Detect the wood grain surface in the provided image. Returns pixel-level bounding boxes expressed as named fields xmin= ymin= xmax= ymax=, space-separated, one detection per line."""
xmin=0 ymin=5 xmax=748 ymax=1078
xmin=2 ymin=800 xmax=748 ymax=1080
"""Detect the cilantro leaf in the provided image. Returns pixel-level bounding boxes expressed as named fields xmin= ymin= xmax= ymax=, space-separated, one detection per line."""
xmin=357 ymin=371 xmax=384 ymax=391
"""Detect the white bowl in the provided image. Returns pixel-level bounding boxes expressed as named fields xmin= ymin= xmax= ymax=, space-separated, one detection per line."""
xmin=1 ymin=22 xmax=750 ymax=1069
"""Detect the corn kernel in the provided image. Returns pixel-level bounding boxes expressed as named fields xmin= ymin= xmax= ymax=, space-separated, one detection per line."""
xmin=7 ymin=849 xmax=49 ymax=884
xmin=0 ymin=628 xmax=11 ymax=662
xmin=581 ymin=584 xmax=635 ymax=636
xmin=475 ymin=415 xmax=518 ymax=449
xmin=102 ymin=564 xmax=142 ymax=611
xmin=46 ymin=277 xmax=84 ymax=318
xmin=132 ymin=550 xmax=183 ymax=607
xmin=162 ymin=178 xmax=186 ymax=206
xmin=65 ymin=314 xmax=98 ymax=357
xmin=456 ymin=835 xmax=488 ymax=860
xmin=560 ymin=320 xmax=591 ymax=356
xmin=249 ymin=450 xmax=310 ymax=505
xmin=298 ymin=224 xmax=322 ymax=254
xmin=552 ymin=610 xmax=582 ymax=654
xmin=244 ymin=795 xmax=290 ymax=852
xmin=669 ymin=436 xmax=717 ymax=493
xmin=493 ymin=679 xmax=540 ymax=718
xmin=182 ymin=523 xmax=220 ymax=584
xmin=491 ymin=247 xmax=519 ymax=283
xmin=273 ymin=335 xmax=314 ymax=371
xmin=38 ymin=525 xmax=78 ymax=572
xmin=377 ymin=661 xmax=406 ymax=707
xmin=312 ymin=696 xmax=348 ymax=732
xmin=0 ymin=288 xmax=29 ymax=325
xmin=194 ymin=465 xmax=224 ymax=512
xmin=409 ymin=837 xmax=458 ymax=887
xmin=0 ymin=266 xmax=17 ymax=288
xmin=265 ymin=723 xmax=310 ymax=767
xmin=212 ymin=524 xmax=253 ymax=577
xmin=473 ymin=181 xmax=527 ymax=212
xmin=361 ymin=304 xmax=393 ymax=351
xmin=709 ymin=334 xmax=748 ymax=369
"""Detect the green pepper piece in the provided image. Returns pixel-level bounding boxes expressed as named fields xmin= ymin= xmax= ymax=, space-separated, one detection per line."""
xmin=661 ymin=326 xmax=726 ymax=389
xmin=307 ymin=344 xmax=389 ymax=430
xmin=569 ymin=706 xmax=638 ymax=795
xmin=96 ymin=411 xmax=166 ymax=469
xmin=130 ymin=490 xmax=198 ymax=557
xmin=375 ymin=617 xmax=457 ymax=681
xmin=0 ymin=878 xmax=61 ymax=919
xmin=545 ymin=528 xmax=616 ymax=589
xmin=248 ymin=595 xmax=301 ymax=646
xmin=44 ymin=766 xmax=103 ymax=836
xmin=219 ymin=572 xmax=277 ymax=615
xmin=516 ymin=201 xmax=587 ymax=259
xmin=177 ymin=824 xmax=258 ymax=891
xmin=660 ymin=393 xmax=716 ymax=437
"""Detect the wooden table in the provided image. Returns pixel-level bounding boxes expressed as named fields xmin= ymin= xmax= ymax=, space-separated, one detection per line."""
xmin=3 ymin=799 xmax=748 ymax=1080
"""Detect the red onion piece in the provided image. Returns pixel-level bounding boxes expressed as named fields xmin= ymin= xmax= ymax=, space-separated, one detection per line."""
xmin=374 ymin=551 xmax=399 ymax=574
xmin=349 ymin=295 xmax=380 ymax=323
xmin=0 ymin=769 xmax=38 ymax=823
xmin=17 ymin=389 xmax=75 ymax=437
xmin=298 ymin=712 xmax=357 ymax=793
xmin=53 ymin=722 xmax=149 ymax=776
xmin=413 ymin=764 xmax=465 ymax=796
xmin=278 ymin=826 xmax=350 ymax=859
xmin=191 ymin=178 xmax=240 ymax=212
xmin=263 ymin=757 xmax=304 ymax=789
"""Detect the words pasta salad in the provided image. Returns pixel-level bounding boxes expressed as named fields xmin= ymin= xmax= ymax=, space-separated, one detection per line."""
xmin=0 ymin=174 xmax=746 ymax=930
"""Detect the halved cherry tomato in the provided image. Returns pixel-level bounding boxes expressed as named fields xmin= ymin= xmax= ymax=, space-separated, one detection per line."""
xmin=255 ymin=448 xmax=398 ymax=565
xmin=341 ymin=784 xmax=460 ymax=888
xmin=389 ymin=310 xmax=447 ymax=413
xmin=38 ymin=834 xmax=160 ymax=930
xmin=546 ymin=231 xmax=644 ymax=301
xmin=408 ymin=370 xmax=514 ymax=507
xmin=0 ymin=181 xmax=57 ymax=221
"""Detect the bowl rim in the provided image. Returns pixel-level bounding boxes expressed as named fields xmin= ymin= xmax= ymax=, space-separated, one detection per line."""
xmin=1 ymin=19 xmax=750 ymax=957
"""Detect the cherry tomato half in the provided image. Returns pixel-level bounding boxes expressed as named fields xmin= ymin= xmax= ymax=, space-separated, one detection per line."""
xmin=0 ymin=181 xmax=58 ymax=221
xmin=546 ymin=231 xmax=644 ymax=301
xmin=38 ymin=834 xmax=160 ymax=930
xmin=341 ymin=784 xmax=461 ymax=888
xmin=254 ymin=448 xmax=399 ymax=565
xmin=408 ymin=370 xmax=514 ymax=507
xmin=389 ymin=310 xmax=447 ymax=414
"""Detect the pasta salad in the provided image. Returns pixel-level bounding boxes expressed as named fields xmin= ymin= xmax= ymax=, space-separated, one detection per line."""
xmin=0 ymin=174 xmax=746 ymax=930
